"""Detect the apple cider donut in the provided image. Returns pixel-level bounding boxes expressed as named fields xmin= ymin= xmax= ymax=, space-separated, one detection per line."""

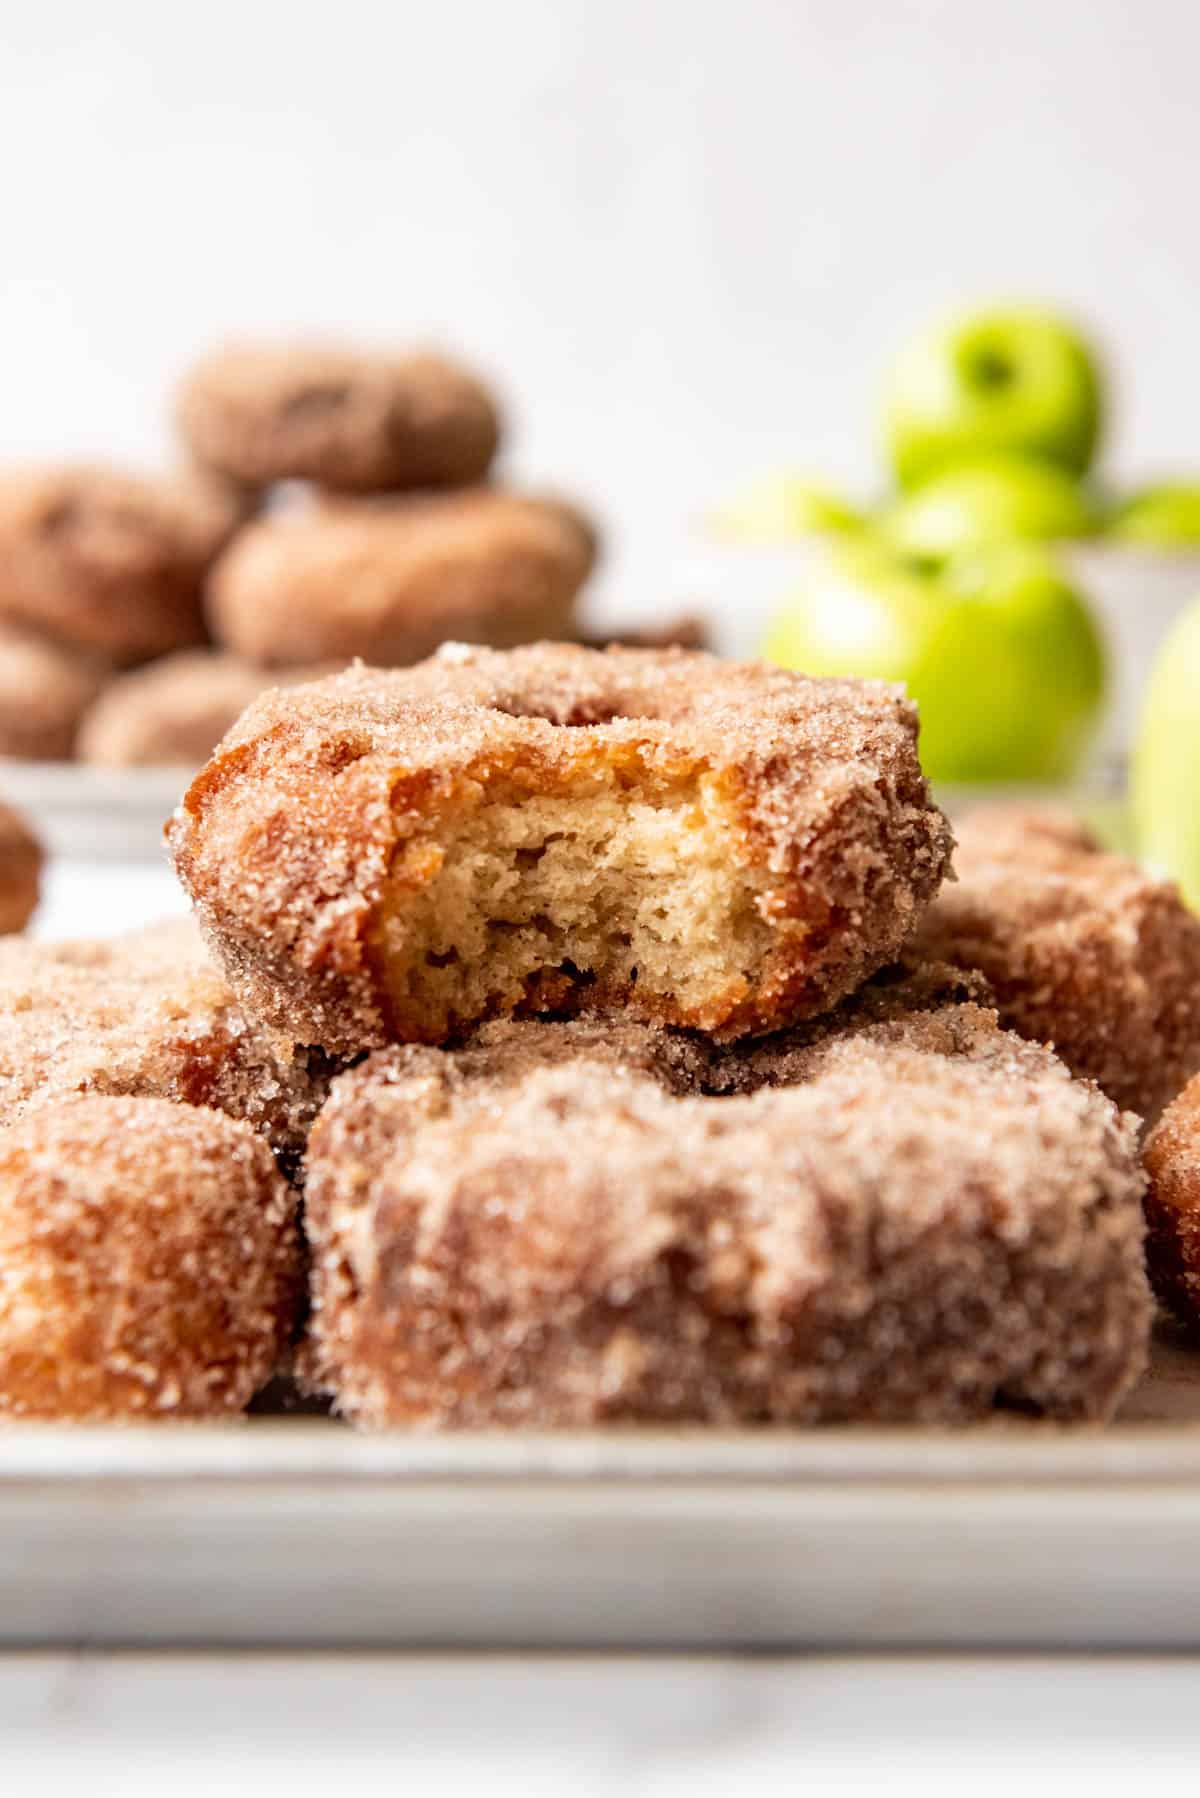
xmin=910 ymin=806 xmax=1200 ymax=1124
xmin=301 ymin=998 xmax=1150 ymax=1427
xmin=177 ymin=342 xmax=501 ymax=493
xmin=1143 ymin=1073 xmax=1200 ymax=1333
xmin=0 ymin=800 xmax=41 ymax=935
xmin=0 ymin=918 xmax=333 ymax=1156
xmin=0 ymin=622 xmax=107 ymax=760
xmin=168 ymin=644 xmax=955 ymax=1053
xmin=0 ymin=1095 xmax=300 ymax=1420
xmin=204 ymin=489 xmax=596 ymax=668
xmin=0 ymin=465 xmax=246 ymax=664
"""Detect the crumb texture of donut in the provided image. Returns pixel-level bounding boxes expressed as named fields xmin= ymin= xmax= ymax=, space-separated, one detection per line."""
xmin=168 ymin=645 xmax=954 ymax=1053
xmin=1144 ymin=1073 xmax=1200 ymax=1332
xmin=0 ymin=801 xmax=43 ymax=935
xmin=910 ymin=806 xmax=1200 ymax=1125
xmin=300 ymin=1000 xmax=1150 ymax=1429
xmin=0 ymin=1095 xmax=300 ymax=1420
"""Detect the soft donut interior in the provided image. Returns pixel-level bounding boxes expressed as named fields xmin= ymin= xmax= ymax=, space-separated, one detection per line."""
xmin=370 ymin=757 xmax=778 ymax=1039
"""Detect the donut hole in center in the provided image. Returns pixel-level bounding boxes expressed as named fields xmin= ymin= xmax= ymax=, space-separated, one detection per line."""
xmin=371 ymin=759 xmax=779 ymax=1040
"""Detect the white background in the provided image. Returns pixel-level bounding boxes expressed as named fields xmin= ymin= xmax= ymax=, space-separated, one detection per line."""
xmin=2 ymin=0 xmax=1199 ymax=621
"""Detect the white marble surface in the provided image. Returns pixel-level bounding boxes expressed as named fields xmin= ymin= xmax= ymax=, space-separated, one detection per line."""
xmin=3 ymin=1653 xmax=1199 ymax=1793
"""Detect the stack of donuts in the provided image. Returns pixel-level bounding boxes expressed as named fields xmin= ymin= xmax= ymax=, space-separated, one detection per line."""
xmin=0 ymin=342 xmax=612 ymax=771
xmin=2 ymin=639 xmax=1199 ymax=1427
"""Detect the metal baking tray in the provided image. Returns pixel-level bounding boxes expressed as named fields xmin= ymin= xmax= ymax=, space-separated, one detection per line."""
xmin=1 ymin=1331 xmax=1197 ymax=1652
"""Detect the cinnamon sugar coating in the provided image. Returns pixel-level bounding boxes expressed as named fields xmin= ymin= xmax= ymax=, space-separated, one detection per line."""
xmin=0 ymin=465 xmax=245 ymax=664
xmin=168 ymin=644 xmax=954 ymax=1054
xmin=910 ymin=807 xmax=1200 ymax=1124
xmin=177 ymin=342 xmax=501 ymax=493
xmin=0 ymin=918 xmax=332 ymax=1154
xmin=0 ymin=1094 xmax=299 ymax=1420
xmin=1144 ymin=1074 xmax=1200 ymax=1333
xmin=78 ymin=650 xmax=337 ymax=768
xmin=0 ymin=800 xmax=42 ymax=935
xmin=0 ymin=622 xmax=107 ymax=760
xmin=205 ymin=490 xmax=596 ymax=668
xmin=302 ymin=998 xmax=1149 ymax=1428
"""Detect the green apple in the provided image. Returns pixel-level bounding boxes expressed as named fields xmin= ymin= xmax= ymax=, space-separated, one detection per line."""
xmin=879 ymin=455 xmax=1097 ymax=562
xmin=710 ymin=473 xmax=862 ymax=541
xmin=761 ymin=537 xmax=1106 ymax=783
xmin=1132 ymin=595 xmax=1200 ymax=909
xmin=1109 ymin=483 xmax=1200 ymax=548
xmin=883 ymin=305 xmax=1103 ymax=489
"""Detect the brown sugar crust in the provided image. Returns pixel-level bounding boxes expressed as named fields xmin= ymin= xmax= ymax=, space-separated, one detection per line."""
xmin=1143 ymin=1074 xmax=1200 ymax=1333
xmin=168 ymin=644 xmax=954 ymax=1054
xmin=0 ymin=800 xmax=42 ymax=935
xmin=301 ymin=997 xmax=1149 ymax=1428
xmin=0 ymin=1094 xmax=300 ymax=1420
xmin=205 ymin=489 xmax=596 ymax=668
xmin=78 ymin=650 xmax=338 ymax=768
xmin=0 ymin=465 xmax=246 ymax=664
xmin=910 ymin=807 xmax=1200 ymax=1125
xmin=176 ymin=343 xmax=501 ymax=493
xmin=0 ymin=623 xmax=108 ymax=760
xmin=0 ymin=918 xmax=332 ymax=1154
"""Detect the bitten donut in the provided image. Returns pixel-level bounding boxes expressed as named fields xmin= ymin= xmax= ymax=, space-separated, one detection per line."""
xmin=176 ymin=342 xmax=501 ymax=493
xmin=910 ymin=807 xmax=1200 ymax=1123
xmin=301 ymin=997 xmax=1150 ymax=1428
xmin=0 ymin=918 xmax=333 ymax=1157
xmin=0 ymin=622 xmax=107 ymax=760
xmin=1144 ymin=1074 xmax=1200 ymax=1333
xmin=169 ymin=644 xmax=954 ymax=1054
xmin=78 ymin=650 xmax=338 ymax=768
xmin=205 ymin=489 xmax=596 ymax=668
xmin=0 ymin=1095 xmax=299 ymax=1419
xmin=0 ymin=465 xmax=246 ymax=664
xmin=0 ymin=800 xmax=42 ymax=935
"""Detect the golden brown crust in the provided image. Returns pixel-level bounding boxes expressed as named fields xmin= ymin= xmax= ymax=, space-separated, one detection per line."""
xmin=168 ymin=645 xmax=954 ymax=1054
xmin=0 ymin=1094 xmax=300 ymax=1419
xmin=0 ymin=622 xmax=108 ymax=760
xmin=205 ymin=490 xmax=596 ymax=667
xmin=1144 ymin=1074 xmax=1200 ymax=1333
xmin=0 ymin=465 xmax=245 ymax=664
xmin=77 ymin=650 xmax=339 ymax=768
xmin=910 ymin=807 xmax=1200 ymax=1124
xmin=0 ymin=918 xmax=332 ymax=1154
xmin=302 ymin=998 xmax=1149 ymax=1428
xmin=176 ymin=342 xmax=501 ymax=493
xmin=0 ymin=800 xmax=42 ymax=934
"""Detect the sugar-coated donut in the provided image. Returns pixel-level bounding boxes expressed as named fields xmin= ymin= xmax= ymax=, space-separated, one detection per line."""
xmin=204 ymin=490 xmax=596 ymax=668
xmin=168 ymin=644 xmax=954 ymax=1054
xmin=0 ymin=1094 xmax=299 ymax=1419
xmin=0 ymin=918 xmax=333 ymax=1157
xmin=0 ymin=622 xmax=108 ymax=760
xmin=301 ymin=994 xmax=1150 ymax=1427
xmin=0 ymin=465 xmax=246 ymax=664
xmin=910 ymin=807 xmax=1200 ymax=1124
xmin=78 ymin=650 xmax=338 ymax=768
xmin=1143 ymin=1073 xmax=1200 ymax=1333
xmin=176 ymin=342 xmax=501 ymax=493
xmin=0 ymin=800 xmax=42 ymax=935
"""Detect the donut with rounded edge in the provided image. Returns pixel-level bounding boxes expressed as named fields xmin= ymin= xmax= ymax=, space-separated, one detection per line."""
xmin=168 ymin=643 xmax=955 ymax=1054
xmin=1144 ymin=1073 xmax=1200 ymax=1333
xmin=205 ymin=489 xmax=596 ymax=668
xmin=0 ymin=800 xmax=41 ymax=934
xmin=0 ymin=1094 xmax=299 ymax=1419
xmin=910 ymin=806 xmax=1200 ymax=1124
xmin=301 ymin=995 xmax=1150 ymax=1428
xmin=0 ymin=622 xmax=107 ymax=760
xmin=176 ymin=342 xmax=501 ymax=493
xmin=0 ymin=465 xmax=246 ymax=664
